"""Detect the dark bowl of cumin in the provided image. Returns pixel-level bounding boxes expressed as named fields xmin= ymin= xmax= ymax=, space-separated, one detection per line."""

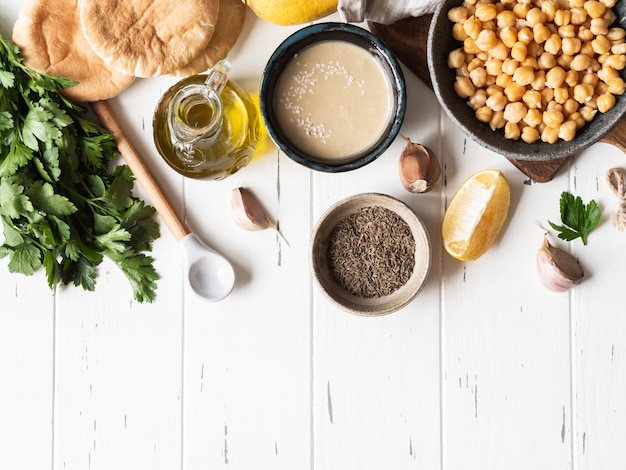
xmin=310 ymin=193 xmax=431 ymax=316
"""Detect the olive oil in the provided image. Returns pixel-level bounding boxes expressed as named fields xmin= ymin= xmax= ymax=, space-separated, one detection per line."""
xmin=153 ymin=63 xmax=260 ymax=179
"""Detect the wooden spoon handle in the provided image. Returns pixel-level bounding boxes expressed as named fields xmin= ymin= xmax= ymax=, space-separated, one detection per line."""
xmin=91 ymin=100 xmax=190 ymax=241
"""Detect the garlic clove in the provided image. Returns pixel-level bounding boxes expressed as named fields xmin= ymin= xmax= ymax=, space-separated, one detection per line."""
xmin=231 ymin=187 xmax=289 ymax=245
xmin=398 ymin=136 xmax=441 ymax=193
xmin=231 ymin=187 xmax=271 ymax=231
xmin=536 ymin=234 xmax=584 ymax=292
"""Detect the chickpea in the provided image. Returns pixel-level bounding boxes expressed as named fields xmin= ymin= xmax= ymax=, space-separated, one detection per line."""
xmin=605 ymin=54 xmax=626 ymax=70
xmin=518 ymin=26 xmax=535 ymax=44
xmin=558 ymin=120 xmax=578 ymax=141
xmin=562 ymin=37 xmax=582 ymax=55
xmin=497 ymin=10 xmax=518 ymax=28
xmin=475 ymin=30 xmax=498 ymax=52
xmin=524 ymin=108 xmax=544 ymax=127
xmin=452 ymin=23 xmax=468 ymax=41
xmin=541 ymin=126 xmax=560 ymax=143
xmin=485 ymin=59 xmax=504 ymax=76
xmin=607 ymin=27 xmax=626 ymax=42
xmin=590 ymin=18 xmax=610 ymax=36
xmin=448 ymin=6 xmax=469 ymax=22
xmin=597 ymin=92 xmax=616 ymax=112
xmin=611 ymin=43 xmax=626 ymax=55
xmin=570 ymin=54 xmax=592 ymax=71
xmin=533 ymin=23 xmax=551 ymax=43
xmin=513 ymin=2 xmax=531 ymax=19
xmin=573 ymin=83 xmax=595 ymax=103
xmin=464 ymin=18 xmax=482 ymax=39
xmin=544 ymin=34 xmax=562 ymax=55
xmin=521 ymin=126 xmax=541 ymax=143
xmin=500 ymin=26 xmax=519 ymax=48
xmin=570 ymin=7 xmax=588 ymax=25
xmin=448 ymin=49 xmax=466 ymax=69
xmin=523 ymin=90 xmax=543 ymax=108
xmin=464 ymin=37 xmax=482 ymax=55
xmin=558 ymin=24 xmax=577 ymax=38
xmin=531 ymin=70 xmax=547 ymax=90
xmin=468 ymin=89 xmax=488 ymax=109
xmin=489 ymin=110 xmax=506 ymax=130
xmin=491 ymin=41 xmax=511 ymax=60
xmin=563 ymin=98 xmax=579 ymax=115
xmin=546 ymin=66 xmax=566 ymax=88
xmin=503 ymin=101 xmax=528 ymax=124
xmin=476 ymin=106 xmax=494 ymax=122
xmin=511 ymin=41 xmax=528 ymax=61
xmin=455 ymin=76 xmax=475 ymax=98
xmin=470 ymin=67 xmax=488 ymax=87
xmin=505 ymin=82 xmax=527 ymax=101
xmin=513 ymin=66 xmax=535 ymax=86
xmin=504 ymin=121 xmax=522 ymax=139
xmin=526 ymin=7 xmax=547 ymax=27
xmin=554 ymin=9 xmax=571 ymax=26
xmin=568 ymin=111 xmax=586 ymax=128
xmin=580 ymin=105 xmax=598 ymax=121
xmin=486 ymin=91 xmax=508 ymax=111
xmin=554 ymin=87 xmax=570 ymax=103
xmin=592 ymin=35 xmax=612 ymax=54
xmin=564 ymin=70 xmax=579 ymax=87
xmin=496 ymin=73 xmax=514 ymax=87
xmin=522 ymin=56 xmax=539 ymax=69
xmin=581 ymin=72 xmax=599 ymax=87
xmin=607 ymin=77 xmax=626 ymax=95
xmin=541 ymin=87 xmax=555 ymax=105
xmin=476 ymin=3 xmax=498 ymax=21
xmin=543 ymin=109 xmax=565 ymax=127
xmin=597 ymin=65 xmax=618 ymax=83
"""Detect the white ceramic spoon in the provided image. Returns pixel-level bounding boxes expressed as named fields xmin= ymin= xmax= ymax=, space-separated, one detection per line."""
xmin=92 ymin=101 xmax=235 ymax=302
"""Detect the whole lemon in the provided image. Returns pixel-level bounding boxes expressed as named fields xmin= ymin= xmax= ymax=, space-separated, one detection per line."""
xmin=244 ymin=0 xmax=338 ymax=26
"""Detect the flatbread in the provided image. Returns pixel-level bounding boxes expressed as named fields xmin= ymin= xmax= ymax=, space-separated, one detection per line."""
xmin=12 ymin=0 xmax=135 ymax=102
xmin=78 ymin=0 xmax=219 ymax=77
xmin=174 ymin=0 xmax=246 ymax=76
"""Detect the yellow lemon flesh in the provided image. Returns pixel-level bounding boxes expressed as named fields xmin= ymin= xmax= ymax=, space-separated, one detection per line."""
xmin=442 ymin=169 xmax=511 ymax=261
xmin=245 ymin=0 xmax=338 ymax=26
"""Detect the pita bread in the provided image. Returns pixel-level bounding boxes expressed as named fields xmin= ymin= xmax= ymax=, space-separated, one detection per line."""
xmin=174 ymin=0 xmax=246 ymax=76
xmin=78 ymin=0 xmax=219 ymax=77
xmin=12 ymin=0 xmax=135 ymax=102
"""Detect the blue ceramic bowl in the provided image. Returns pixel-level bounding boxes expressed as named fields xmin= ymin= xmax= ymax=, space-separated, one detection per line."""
xmin=260 ymin=23 xmax=406 ymax=172
xmin=428 ymin=0 xmax=626 ymax=161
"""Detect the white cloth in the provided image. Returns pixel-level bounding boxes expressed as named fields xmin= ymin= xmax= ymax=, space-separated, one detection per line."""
xmin=338 ymin=0 xmax=440 ymax=24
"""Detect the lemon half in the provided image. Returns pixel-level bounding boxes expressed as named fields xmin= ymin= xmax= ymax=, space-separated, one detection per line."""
xmin=244 ymin=0 xmax=338 ymax=26
xmin=442 ymin=169 xmax=511 ymax=261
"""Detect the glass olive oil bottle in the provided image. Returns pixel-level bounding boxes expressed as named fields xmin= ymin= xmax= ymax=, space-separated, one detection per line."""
xmin=153 ymin=60 xmax=259 ymax=179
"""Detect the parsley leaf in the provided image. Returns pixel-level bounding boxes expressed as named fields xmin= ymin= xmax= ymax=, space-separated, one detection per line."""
xmin=0 ymin=34 xmax=160 ymax=302
xmin=548 ymin=191 xmax=601 ymax=245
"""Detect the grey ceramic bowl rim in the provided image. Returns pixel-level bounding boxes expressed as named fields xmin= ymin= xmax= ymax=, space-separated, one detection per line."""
xmin=309 ymin=193 xmax=432 ymax=316
xmin=427 ymin=0 xmax=626 ymax=161
xmin=260 ymin=22 xmax=406 ymax=172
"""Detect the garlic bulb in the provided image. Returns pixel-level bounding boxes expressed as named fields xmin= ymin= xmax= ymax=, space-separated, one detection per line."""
xmin=231 ymin=187 xmax=288 ymax=245
xmin=537 ymin=234 xmax=584 ymax=292
xmin=398 ymin=136 xmax=441 ymax=193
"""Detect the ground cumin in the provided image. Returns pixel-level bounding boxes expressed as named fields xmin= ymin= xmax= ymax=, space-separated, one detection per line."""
xmin=327 ymin=206 xmax=416 ymax=298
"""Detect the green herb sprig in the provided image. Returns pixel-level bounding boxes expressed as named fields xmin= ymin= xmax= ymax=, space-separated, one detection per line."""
xmin=548 ymin=191 xmax=601 ymax=245
xmin=0 ymin=35 xmax=159 ymax=302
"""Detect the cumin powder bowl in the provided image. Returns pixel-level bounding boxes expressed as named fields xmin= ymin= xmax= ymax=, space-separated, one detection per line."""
xmin=310 ymin=193 xmax=431 ymax=316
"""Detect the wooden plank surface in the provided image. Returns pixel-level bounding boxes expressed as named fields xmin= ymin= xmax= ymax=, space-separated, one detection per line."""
xmin=1 ymin=3 xmax=626 ymax=470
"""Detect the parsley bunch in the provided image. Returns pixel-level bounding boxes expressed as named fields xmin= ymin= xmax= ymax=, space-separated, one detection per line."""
xmin=0 ymin=35 xmax=159 ymax=302
xmin=549 ymin=191 xmax=601 ymax=245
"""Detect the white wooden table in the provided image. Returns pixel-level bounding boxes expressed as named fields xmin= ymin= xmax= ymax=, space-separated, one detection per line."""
xmin=2 ymin=2 xmax=626 ymax=469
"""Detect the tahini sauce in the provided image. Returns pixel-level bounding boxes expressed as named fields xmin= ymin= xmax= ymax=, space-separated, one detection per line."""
xmin=274 ymin=41 xmax=392 ymax=162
